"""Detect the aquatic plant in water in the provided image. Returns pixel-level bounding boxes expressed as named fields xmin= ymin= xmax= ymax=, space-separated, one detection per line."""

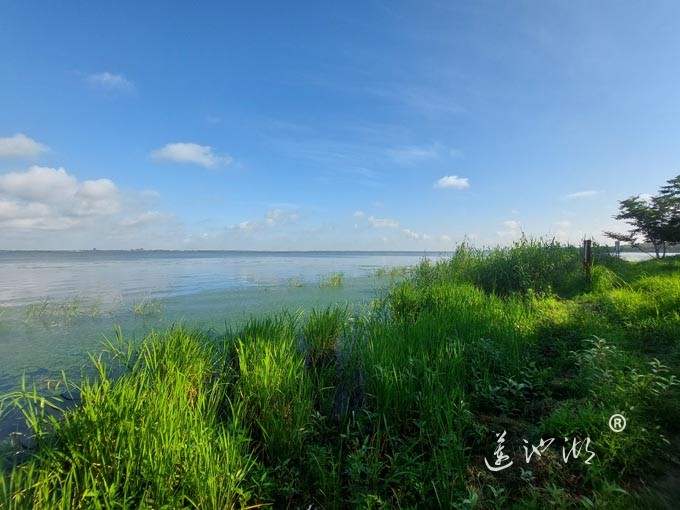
xmin=132 ymin=298 xmax=163 ymax=316
xmin=319 ymin=272 xmax=344 ymax=287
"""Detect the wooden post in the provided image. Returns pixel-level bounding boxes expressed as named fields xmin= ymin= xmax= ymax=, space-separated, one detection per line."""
xmin=584 ymin=239 xmax=592 ymax=284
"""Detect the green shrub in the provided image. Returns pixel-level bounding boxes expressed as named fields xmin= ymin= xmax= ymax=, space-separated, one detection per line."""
xmin=1 ymin=328 xmax=258 ymax=509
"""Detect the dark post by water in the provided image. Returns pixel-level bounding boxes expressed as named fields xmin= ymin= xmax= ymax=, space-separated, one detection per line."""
xmin=583 ymin=239 xmax=592 ymax=284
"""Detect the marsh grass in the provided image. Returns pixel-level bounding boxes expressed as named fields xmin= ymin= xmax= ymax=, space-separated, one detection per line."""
xmin=303 ymin=306 xmax=347 ymax=367
xmin=319 ymin=272 xmax=344 ymax=287
xmin=1 ymin=328 xmax=259 ymax=509
xmin=22 ymin=298 xmax=112 ymax=326
xmin=86 ymin=300 xmax=106 ymax=318
xmin=374 ymin=266 xmax=409 ymax=279
xmin=24 ymin=298 xmax=85 ymax=324
xmin=3 ymin=240 xmax=680 ymax=508
xmin=235 ymin=333 xmax=313 ymax=463
xmin=132 ymin=298 xmax=163 ymax=316
xmin=414 ymin=237 xmax=586 ymax=297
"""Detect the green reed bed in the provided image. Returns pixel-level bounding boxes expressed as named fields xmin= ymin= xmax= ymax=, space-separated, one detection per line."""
xmin=22 ymin=298 xmax=109 ymax=325
xmin=2 ymin=241 xmax=680 ymax=508
xmin=374 ymin=266 xmax=410 ymax=279
xmin=1 ymin=328 xmax=258 ymax=509
xmin=319 ymin=273 xmax=344 ymax=288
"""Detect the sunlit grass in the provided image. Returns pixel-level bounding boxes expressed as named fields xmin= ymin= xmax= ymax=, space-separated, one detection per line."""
xmin=1 ymin=328 xmax=259 ymax=508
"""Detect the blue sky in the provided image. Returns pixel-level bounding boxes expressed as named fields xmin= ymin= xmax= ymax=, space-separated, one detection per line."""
xmin=1 ymin=0 xmax=680 ymax=250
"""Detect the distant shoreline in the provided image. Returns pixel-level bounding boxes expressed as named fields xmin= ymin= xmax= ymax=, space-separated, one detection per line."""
xmin=1 ymin=247 xmax=679 ymax=254
xmin=0 ymin=249 xmax=451 ymax=255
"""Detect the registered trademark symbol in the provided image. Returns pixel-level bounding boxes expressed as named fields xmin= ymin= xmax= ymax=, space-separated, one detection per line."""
xmin=609 ymin=414 xmax=627 ymax=433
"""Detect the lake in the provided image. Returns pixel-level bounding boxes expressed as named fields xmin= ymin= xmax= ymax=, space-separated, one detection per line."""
xmin=0 ymin=251 xmax=449 ymax=395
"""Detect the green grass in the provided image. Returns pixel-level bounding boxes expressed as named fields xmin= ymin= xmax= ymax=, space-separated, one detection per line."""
xmin=132 ymin=298 xmax=163 ymax=316
xmin=374 ymin=266 xmax=409 ymax=279
xmin=319 ymin=272 xmax=344 ymax=287
xmin=3 ymin=241 xmax=680 ymax=508
xmin=235 ymin=331 xmax=314 ymax=464
xmin=1 ymin=328 xmax=258 ymax=509
xmin=21 ymin=298 xmax=111 ymax=326
xmin=24 ymin=298 xmax=87 ymax=324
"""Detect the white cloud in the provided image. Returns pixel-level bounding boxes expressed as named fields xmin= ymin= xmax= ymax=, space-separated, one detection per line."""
xmin=402 ymin=228 xmax=430 ymax=241
xmin=235 ymin=220 xmax=257 ymax=232
xmin=0 ymin=200 xmax=51 ymax=222
xmin=264 ymin=208 xmax=298 ymax=226
xmin=0 ymin=134 xmax=49 ymax=158
xmin=368 ymin=216 xmax=400 ymax=228
xmin=0 ymin=166 xmax=120 ymax=230
xmin=497 ymin=220 xmax=522 ymax=239
xmin=434 ymin=175 xmax=469 ymax=190
xmin=353 ymin=210 xmax=365 ymax=217
xmin=639 ymin=193 xmax=653 ymax=203
xmin=87 ymin=72 xmax=134 ymax=92
xmin=0 ymin=166 xmax=76 ymax=202
xmin=73 ymin=179 xmax=119 ymax=216
xmin=565 ymin=190 xmax=599 ymax=199
xmin=554 ymin=220 xmax=572 ymax=229
xmin=229 ymin=208 xmax=299 ymax=232
xmin=151 ymin=142 xmax=232 ymax=169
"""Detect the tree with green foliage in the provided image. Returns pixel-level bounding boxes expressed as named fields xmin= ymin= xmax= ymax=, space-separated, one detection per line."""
xmin=604 ymin=175 xmax=680 ymax=258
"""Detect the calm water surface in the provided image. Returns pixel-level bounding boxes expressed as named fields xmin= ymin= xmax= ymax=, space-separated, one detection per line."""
xmin=0 ymin=251 xmax=446 ymax=392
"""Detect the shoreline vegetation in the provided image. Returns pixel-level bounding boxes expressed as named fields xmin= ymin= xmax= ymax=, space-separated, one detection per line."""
xmin=2 ymin=240 xmax=680 ymax=508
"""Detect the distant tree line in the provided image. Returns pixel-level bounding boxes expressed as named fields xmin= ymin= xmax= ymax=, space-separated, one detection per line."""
xmin=604 ymin=175 xmax=680 ymax=259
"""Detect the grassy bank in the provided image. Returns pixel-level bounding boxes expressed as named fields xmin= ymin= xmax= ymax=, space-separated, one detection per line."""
xmin=2 ymin=240 xmax=680 ymax=509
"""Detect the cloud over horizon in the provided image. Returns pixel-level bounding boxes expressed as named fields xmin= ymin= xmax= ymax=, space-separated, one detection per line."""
xmin=402 ymin=228 xmax=430 ymax=241
xmin=497 ymin=219 xmax=522 ymax=239
xmin=229 ymin=208 xmax=299 ymax=233
xmin=0 ymin=166 xmax=120 ymax=230
xmin=368 ymin=216 xmax=400 ymax=229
